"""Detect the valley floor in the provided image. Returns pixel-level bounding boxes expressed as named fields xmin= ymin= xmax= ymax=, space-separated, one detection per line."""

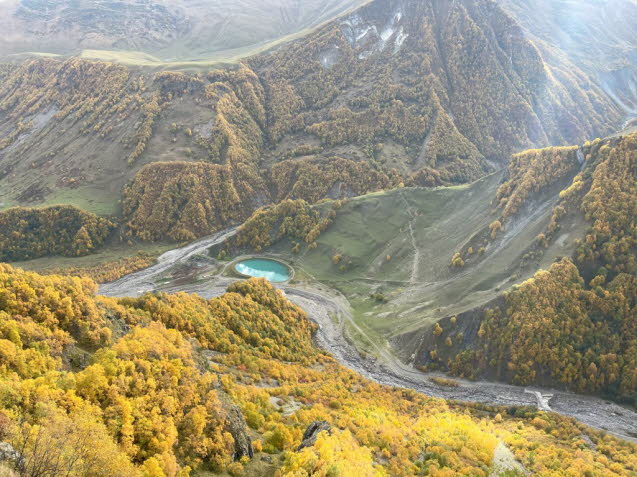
xmin=99 ymin=230 xmax=637 ymax=443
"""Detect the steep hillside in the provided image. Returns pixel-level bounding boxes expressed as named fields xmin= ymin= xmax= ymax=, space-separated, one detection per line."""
xmin=0 ymin=0 xmax=628 ymax=246
xmin=0 ymin=59 xmax=169 ymax=215
xmin=403 ymin=132 xmax=637 ymax=405
xmin=0 ymin=263 xmax=636 ymax=476
xmin=0 ymin=60 xmax=398 ymax=229
xmin=252 ymin=0 xmax=622 ymax=173
xmin=500 ymin=0 xmax=637 ymax=123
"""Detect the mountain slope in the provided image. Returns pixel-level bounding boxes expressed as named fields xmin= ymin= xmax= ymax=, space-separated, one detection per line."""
xmin=3 ymin=264 xmax=636 ymax=475
xmin=253 ymin=0 xmax=622 ymax=173
xmin=0 ymin=0 xmax=368 ymax=62
xmin=400 ymin=132 xmax=637 ymax=405
xmin=499 ymin=0 xmax=637 ymax=123
xmin=0 ymin=0 xmax=627 ymax=247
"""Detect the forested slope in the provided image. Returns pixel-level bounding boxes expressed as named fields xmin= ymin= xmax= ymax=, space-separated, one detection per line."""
xmin=0 ymin=0 xmax=627 ymax=245
xmin=0 ymin=263 xmax=635 ymax=476
xmin=0 ymin=205 xmax=115 ymax=261
xmin=252 ymin=0 xmax=620 ymax=174
xmin=410 ymin=132 xmax=637 ymax=405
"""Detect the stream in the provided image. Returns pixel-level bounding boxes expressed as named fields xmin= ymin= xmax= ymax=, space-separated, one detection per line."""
xmin=100 ymin=231 xmax=637 ymax=443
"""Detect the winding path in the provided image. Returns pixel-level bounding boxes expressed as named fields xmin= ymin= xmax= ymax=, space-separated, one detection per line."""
xmin=398 ymin=189 xmax=421 ymax=283
xmin=100 ymin=232 xmax=637 ymax=443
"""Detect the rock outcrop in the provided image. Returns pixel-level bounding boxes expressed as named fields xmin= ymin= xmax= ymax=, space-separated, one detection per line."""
xmin=219 ymin=394 xmax=254 ymax=461
xmin=297 ymin=421 xmax=332 ymax=450
xmin=0 ymin=442 xmax=23 ymax=467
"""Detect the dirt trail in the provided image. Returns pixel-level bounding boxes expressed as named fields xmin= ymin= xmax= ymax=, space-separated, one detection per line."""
xmin=398 ymin=189 xmax=421 ymax=283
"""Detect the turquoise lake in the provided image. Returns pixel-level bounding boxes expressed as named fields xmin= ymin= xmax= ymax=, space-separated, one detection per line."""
xmin=234 ymin=258 xmax=291 ymax=283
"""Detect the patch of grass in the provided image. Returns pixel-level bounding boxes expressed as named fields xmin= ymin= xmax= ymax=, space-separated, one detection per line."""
xmin=39 ymin=185 xmax=121 ymax=217
xmin=9 ymin=241 xmax=175 ymax=276
xmin=430 ymin=376 xmax=460 ymax=387
xmin=0 ymin=199 xmax=17 ymax=211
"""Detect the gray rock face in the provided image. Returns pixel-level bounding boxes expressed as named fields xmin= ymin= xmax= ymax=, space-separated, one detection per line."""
xmin=223 ymin=402 xmax=254 ymax=461
xmin=0 ymin=442 xmax=23 ymax=466
xmin=297 ymin=421 xmax=332 ymax=450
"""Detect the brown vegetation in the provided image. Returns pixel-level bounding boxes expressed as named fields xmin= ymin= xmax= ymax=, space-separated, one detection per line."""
xmin=225 ymin=199 xmax=338 ymax=253
xmin=45 ymin=253 xmax=156 ymax=284
xmin=122 ymin=161 xmax=266 ymax=242
xmin=496 ymin=146 xmax=580 ymax=219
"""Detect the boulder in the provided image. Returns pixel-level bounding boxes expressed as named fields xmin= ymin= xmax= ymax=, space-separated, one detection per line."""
xmin=0 ymin=442 xmax=23 ymax=467
xmin=297 ymin=421 xmax=332 ymax=450
xmin=217 ymin=393 xmax=253 ymax=461
xmin=225 ymin=404 xmax=253 ymax=460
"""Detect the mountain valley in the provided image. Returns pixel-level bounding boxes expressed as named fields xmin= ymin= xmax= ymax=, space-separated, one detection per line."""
xmin=0 ymin=0 xmax=637 ymax=475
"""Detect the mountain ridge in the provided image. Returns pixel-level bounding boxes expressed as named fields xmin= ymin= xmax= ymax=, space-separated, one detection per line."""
xmin=0 ymin=0 xmax=371 ymax=63
xmin=0 ymin=0 xmax=628 ymax=246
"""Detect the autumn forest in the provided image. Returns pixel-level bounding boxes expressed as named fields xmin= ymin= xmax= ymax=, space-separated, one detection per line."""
xmin=1 ymin=0 xmax=637 ymax=475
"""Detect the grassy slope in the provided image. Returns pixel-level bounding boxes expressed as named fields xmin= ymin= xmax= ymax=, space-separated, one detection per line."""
xmin=2 ymin=0 xmax=371 ymax=70
xmin=0 ymin=91 xmax=215 ymax=216
xmin=263 ymin=172 xmax=587 ymax=354
xmin=8 ymin=241 xmax=174 ymax=274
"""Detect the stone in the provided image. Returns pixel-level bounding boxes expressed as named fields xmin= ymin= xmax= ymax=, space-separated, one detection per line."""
xmin=0 ymin=442 xmax=23 ymax=467
xmin=221 ymin=399 xmax=254 ymax=460
xmin=297 ymin=421 xmax=332 ymax=450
